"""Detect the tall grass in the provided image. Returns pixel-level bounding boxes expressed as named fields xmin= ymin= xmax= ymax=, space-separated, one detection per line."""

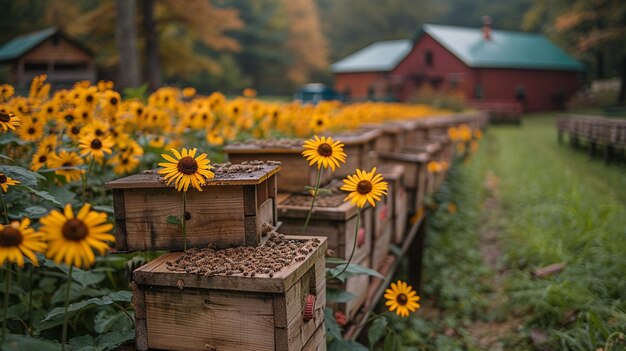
xmin=490 ymin=115 xmax=626 ymax=350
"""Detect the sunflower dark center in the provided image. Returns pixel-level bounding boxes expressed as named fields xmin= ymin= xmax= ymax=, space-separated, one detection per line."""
xmin=121 ymin=158 xmax=129 ymax=165
xmin=317 ymin=143 xmax=333 ymax=157
xmin=86 ymin=95 xmax=94 ymax=103
xmin=62 ymin=219 xmax=88 ymax=241
xmin=71 ymin=126 xmax=80 ymax=135
xmin=47 ymin=107 xmax=53 ymax=113
xmin=38 ymin=155 xmax=47 ymax=162
xmin=396 ymin=293 xmax=408 ymax=305
xmin=357 ymin=180 xmax=373 ymax=194
xmin=110 ymin=97 xmax=118 ymax=105
xmin=0 ymin=174 xmax=7 ymax=183
xmin=95 ymin=129 xmax=104 ymax=137
xmin=316 ymin=119 xmax=323 ymax=126
xmin=62 ymin=162 xmax=72 ymax=167
xmin=90 ymin=138 xmax=103 ymax=150
xmin=177 ymin=156 xmax=198 ymax=175
xmin=28 ymin=127 xmax=36 ymax=134
xmin=0 ymin=226 xmax=23 ymax=247
xmin=0 ymin=112 xmax=11 ymax=123
xmin=65 ymin=114 xmax=74 ymax=123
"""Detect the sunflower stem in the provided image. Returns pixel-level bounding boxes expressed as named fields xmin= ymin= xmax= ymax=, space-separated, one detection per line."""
xmin=2 ymin=264 xmax=12 ymax=343
xmin=330 ymin=207 xmax=361 ymax=280
xmin=0 ymin=192 xmax=9 ymax=224
xmin=302 ymin=168 xmax=323 ymax=234
xmin=28 ymin=264 xmax=33 ymax=335
xmin=61 ymin=265 xmax=73 ymax=351
xmin=182 ymin=191 xmax=187 ymax=251
xmin=81 ymin=157 xmax=95 ymax=202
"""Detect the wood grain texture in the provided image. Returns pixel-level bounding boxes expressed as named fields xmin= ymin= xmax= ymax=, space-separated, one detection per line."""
xmin=133 ymin=236 xmax=327 ymax=294
xmin=122 ymin=186 xmax=246 ymax=250
xmin=24 ymin=36 xmax=92 ymax=61
xmin=144 ymin=287 xmax=275 ymax=351
xmin=302 ymin=323 xmax=327 ymax=351
xmin=328 ymin=256 xmax=371 ymax=321
xmin=112 ymin=189 xmax=128 ymax=251
xmin=372 ymin=223 xmax=392 ymax=271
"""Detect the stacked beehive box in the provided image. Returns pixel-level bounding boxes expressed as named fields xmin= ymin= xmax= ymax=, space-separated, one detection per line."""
xmin=106 ymin=162 xmax=327 ymax=351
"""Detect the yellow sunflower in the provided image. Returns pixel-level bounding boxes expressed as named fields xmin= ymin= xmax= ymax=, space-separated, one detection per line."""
xmin=309 ymin=112 xmax=331 ymax=134
xmin=182 ymin=87 xmax=196 ymax=98
xmin=158 ymin=148 xmax=214 ymax=192
xmin=47 ymin=151 xmax=85 ymax=182
xmin=341 ymin=167 xmax=388 ymax=208
xmin=0 ymin=111 xmax=20 ymax=132
xmin=110 ymin=154 xmax=140 ymax=175
xmin=0 ymin=173 xmax=20 ymax=193
xmin=30 ymin=149 xmax=51 ymax=172
xmin=384 ymin=280 xmax=420 ymax=317
xmin=302 ymin=135 xmax=347 ymax=172
xmin=40 ymin=203 xmax=115 ymax=268
xmin=78 ymin=134 xmax=114 ymax=160
xmin=16 ymin=119 xmax=44 ymax=142
xmin=0 ymin=218 xmax=47 ymax=267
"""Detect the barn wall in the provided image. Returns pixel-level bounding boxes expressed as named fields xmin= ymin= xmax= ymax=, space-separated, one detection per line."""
xmin=333 ymin=72 xmax=387 ymax=101
xmin=391 ymin=34 xmax=474 ymax=102
xmin=476 ymin=68 xmax=580 ymax=111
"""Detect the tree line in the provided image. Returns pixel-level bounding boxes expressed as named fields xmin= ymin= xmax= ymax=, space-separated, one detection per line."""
xmin=0 ymin=0 xmax=624 ymax=101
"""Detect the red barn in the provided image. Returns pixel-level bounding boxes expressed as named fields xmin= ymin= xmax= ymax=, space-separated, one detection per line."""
xmin=332 ymin=21 xmax=584 ymax=112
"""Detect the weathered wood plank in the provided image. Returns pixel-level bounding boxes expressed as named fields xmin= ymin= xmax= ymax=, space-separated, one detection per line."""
xmin=112 ymin=189 xmax=128 ymax=251
xmin=144 ymin=287 xmax=275 ymax=351
xmin=123 ymin=186 xmax=246 ymax=250
xmin=302 ymin=323 xmax=327 ymax=351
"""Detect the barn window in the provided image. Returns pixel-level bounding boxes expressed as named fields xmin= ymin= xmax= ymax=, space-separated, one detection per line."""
xmin=24 ymin=63 xmax=48 ymax=72
xmin=474 ymin=84 xmax=484 ymax=99
xmin=424 ymin=51 xmax=433 ymax=66
xmin=54 ymin=63 xmax=88 ymax=71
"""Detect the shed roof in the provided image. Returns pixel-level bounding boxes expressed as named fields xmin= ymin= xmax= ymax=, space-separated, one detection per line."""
xmin=331 ymin=39 xmax=412 ymax=73
xmin=0 ymin=27 xmax=59 ymax=62
xmin=422 ymin=24 xmax=583 ymax=71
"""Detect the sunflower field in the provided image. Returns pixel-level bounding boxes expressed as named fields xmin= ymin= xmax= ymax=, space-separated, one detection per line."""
xmin=0 ymin=75 xmax=448 ymax=350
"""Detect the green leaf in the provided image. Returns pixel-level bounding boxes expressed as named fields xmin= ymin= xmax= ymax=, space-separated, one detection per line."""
xmin=69 ymin=330 xmax=135 ymax=351
xmin=94 ymin=307 xmax=134 ymax=334
xmin=2 ymin=335 xmax=61 ymax=351
xmin=327 ymin=263 xmax=385 ymax=282
xmin=40 ymin=291 xmax=132 ymax=330
xmin=93 ymin=205 xmax=114 ymax=214
xmin=167 ymin=215 xmax=181 ymax=225
xmin=0 ymin=165 xmax=46 ymax=188
xmin=324 ymin=308 xmax=343 ymax=340
xmin=0 ymin=133 xmax=30 ymax=146
xmin=327 ymin=289 xmax=356 ymax=303
xmin=326 ymin=257 xmax=348 ymax=265
xmin=20 ymin=206 xmax=49 ymax=218
xmin=43 ymin=260 xmax=107 ymax=287
xmin=51 ymin=283 xmax=111 ymax=305
xmin=46 ymin=186 xmax=76 ymax=205
xmin=383 ymin=332 xmax=400 ymax=351
xmin=16 ymin=185 xmax=61 ymax=207
xmin=368 ymin=316 xmax=388 ymax=347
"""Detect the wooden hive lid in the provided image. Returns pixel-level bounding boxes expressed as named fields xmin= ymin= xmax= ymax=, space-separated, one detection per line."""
xmin=133 ymin=235 xmax=327 ymax=293
xmin=361 ymin=122 xmax=403 ymax=134
xmin=328 ymin=128 xmax=382 ymax=145
xmin=377 ymin=151 xmax=430 ymax=163
xmin=105 ymin=163 xmax=281 ymax=189
xmin=378 ymin=163 xmax=405 ymax=180
xmin=223 ymin=139 xmax=304 ymax=154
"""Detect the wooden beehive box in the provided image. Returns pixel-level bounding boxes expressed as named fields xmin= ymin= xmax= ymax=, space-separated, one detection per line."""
xmin=132 ymin=235 xmax=327 ymax=351
xmin=361 ymin=122 xmax=405 ymax=153
xmin=328 ymin=129 xmax=382 ymax=178
xmin=223 ymin=140 xmax=334 ymax=194
xmin=105 ymin=162 xmax=280 ymax=251
xmin=378 ymin=151 xmax=429 ymax=215
xmin=276 ymin=193 xmax=372 ymax=266
xmin=379 ymin=164 xmax=408 ymax=245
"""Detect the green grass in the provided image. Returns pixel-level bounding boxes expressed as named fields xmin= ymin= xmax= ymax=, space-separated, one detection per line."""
xmin=390 ymin=113 xmax=626 ymax=350
xmin=488 ymin=114 xmax=626 ymax=350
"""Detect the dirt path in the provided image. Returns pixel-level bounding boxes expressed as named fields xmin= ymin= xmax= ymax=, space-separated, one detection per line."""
xmin=465 ymin=171 xmax=522 ymax=350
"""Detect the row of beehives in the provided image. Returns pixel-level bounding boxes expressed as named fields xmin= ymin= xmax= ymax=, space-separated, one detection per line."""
xmin=104 ymin=111 xmax=488 ymax=351
xmin=557 ymin=114 xmax=626 ymax=149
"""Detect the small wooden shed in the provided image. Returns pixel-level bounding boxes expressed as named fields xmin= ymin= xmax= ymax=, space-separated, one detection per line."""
xmin=0 ymin=27 xmax=96 ymax=89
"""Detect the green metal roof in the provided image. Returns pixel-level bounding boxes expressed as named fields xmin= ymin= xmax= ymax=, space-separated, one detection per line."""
xmin=331 ymin=39 xmax=412 ymax=73
xmin=0 ymin=27 xmax=57 ymax=62
xmin=422 ymin=24 xmax=583 ymax=71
